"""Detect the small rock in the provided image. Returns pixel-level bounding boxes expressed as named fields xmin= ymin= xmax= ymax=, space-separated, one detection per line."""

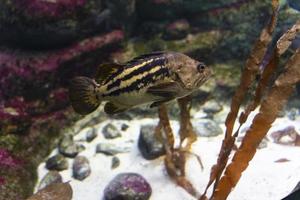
xmin=111 ymin=156 xmax=120 ymax=169
xmin=192 ymin=119 xmax=223 ymax=137
xmin=202 ymin=100 xmax=223 ymax=117
xmin=102 ymin=123 xmax=122 ymax=139
xmin=38 ymin=171 xmax=62 ymax=190
xmin=86 ymin=128 xmax=97 ymax=142
xmin=274 ymin=158 xmax=290 ymax=163
xmin=270 ymin=126 xmax=300 ymax=146
xmin=58 ymin=135 xmax=79 ymax=158
xmin=121 ymin=123 xmax=129 ymax=131
xmin=104 ymin=173 xmax=152 ymax=200
xmin=72 ymin=156 xmax=91 ymax=181
xmin=163 ymin=19 xmax=190 ymax=40
xmin=96 ymin=143 xmax=130 ymax=155
xmin=46 ymin=154 xmax=68 ymax=171
xmin=138 ymin=125 xmax=165 ymax=160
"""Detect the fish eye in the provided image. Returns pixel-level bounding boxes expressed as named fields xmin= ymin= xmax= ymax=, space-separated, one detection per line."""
xmin=197 ymin=63 xmax=206 ymax=73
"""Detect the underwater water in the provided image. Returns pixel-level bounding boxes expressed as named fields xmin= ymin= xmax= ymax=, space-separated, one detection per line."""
xmin=0 ymin=1 xmax=300 ymax=200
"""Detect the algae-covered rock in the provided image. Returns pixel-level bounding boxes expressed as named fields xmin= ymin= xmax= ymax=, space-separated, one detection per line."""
xmin=96 ymin=143 xmax=131 ymax=155
xmin=138 ymin=125 xmax=165 ymax=160
xmin=102 ymin=123 xmax=122 ymax=139
xmin=46 ymin=154 xmax=68 ymax=171
xmin=58 ymin=135 xmax=79 ymax=158
xmin=192 ymin=119 xmax=223 ymax=137
xmin=104 ymin=173 xmax=152 ymax=200
xmin=86 ymin=128 xmax=98 ymax=142
xmin=0 ymin=0 xmax=107 ymax=49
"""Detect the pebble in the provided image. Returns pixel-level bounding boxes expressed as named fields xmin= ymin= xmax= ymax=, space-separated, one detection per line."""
xmin=72 ymin=156 xmax=91 ymax=181
xmin=104 ymin=173 xmax=152 ymax=200
xmin=96 ymin=143 xmax=131 ymax=155
xmin=111 ymin=156 xmax=120 ymax=169
xmin=45 ymin=154 xmax=68 ymax=171
xmin=121 ymin=123 xmax=129 ymax=131
xmin=102 ymin=123 xmax=122 ymax=139
xmin=138 ymin=125 xmax=165 ymax=160
xmin=192 ymin=119 xmax=223 ymax=137
xmin=202 ymin=100 xmax=223 ymax=117
xmin=86 ymin=128 xmax=97 ymax=142
xmin=270 ymin=126 xmax=300 ymax=146
xmin=58 ymin=135 xmax=79 ymax=158
xmin=38 ymin=171 xmax=62 ymax=190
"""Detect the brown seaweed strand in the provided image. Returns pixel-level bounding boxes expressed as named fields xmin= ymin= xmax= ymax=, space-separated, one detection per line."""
xmin=164 ymin=149 xmax=199 ymax=198
xmin=224 ymin=0 xmax=278 ymax=138
xmin=158 ymin=104 xmax=175 ymax=152
xmin=158 ymin=104 xmax=199 ymax=197
xmin=239 ymin=20 xmax=300 ymax=125
xmin=276 ymin=20 xmax=300 ymax=55
xmin=178 ymin=96 xmax=197 ymax=150
xmin=212 ymin=49 xmax=300 ymax=200
xmin=199 ymin=2 xmax=279 ymax=199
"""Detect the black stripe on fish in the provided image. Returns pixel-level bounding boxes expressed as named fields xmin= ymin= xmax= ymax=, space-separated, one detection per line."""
xmin=103 ymin=67 xmax=124 ymax=85
xmin=106 ymin=57 xmax=166 ymax=91
xmin=104 ymin=57 xmax=157 ymax=84
xmin=104 ymin=66 xmax=170 ymax=97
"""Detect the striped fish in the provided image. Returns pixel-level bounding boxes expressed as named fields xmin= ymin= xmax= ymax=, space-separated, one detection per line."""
xmin=69 ymin=51 xmax=212 ymax=115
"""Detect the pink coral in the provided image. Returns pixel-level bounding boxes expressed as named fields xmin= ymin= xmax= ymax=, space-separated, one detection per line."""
xmin=0 ymin=149 xmax=21 ymax=169
xmin=13 ymin=0 xmax=87 ymax=18
xmin=0 ymin=30 xmax=124 ymax=122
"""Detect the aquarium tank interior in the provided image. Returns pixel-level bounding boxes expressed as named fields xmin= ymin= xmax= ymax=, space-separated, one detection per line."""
xmin=0 ymin=0 xmax=300 ymax=200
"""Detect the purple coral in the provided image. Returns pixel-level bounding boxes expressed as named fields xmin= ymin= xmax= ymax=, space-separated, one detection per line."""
xmin=13 ymin=0 xmax=87 ymax=18
xmin=0 ymin=30 xmax=124 ymax=123
xmin=0 ymin=149 xmax=21 ymax=169
xmin=104 ymin=173 xmax=152 ymax=200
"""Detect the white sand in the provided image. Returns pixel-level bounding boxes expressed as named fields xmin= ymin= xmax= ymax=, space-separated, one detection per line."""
xmin=35 ymin=113 xmax=300 ymax=200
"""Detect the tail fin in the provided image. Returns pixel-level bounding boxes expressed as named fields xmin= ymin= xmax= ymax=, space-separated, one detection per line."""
xmin=69 ymin=76 xmax=101 ymax=115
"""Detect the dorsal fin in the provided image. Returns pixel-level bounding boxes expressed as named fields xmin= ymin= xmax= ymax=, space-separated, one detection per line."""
xmin=127 ymin=51 xmax=166 ymax=65
xmin=95 ymin=63 xmax=124 ymax=84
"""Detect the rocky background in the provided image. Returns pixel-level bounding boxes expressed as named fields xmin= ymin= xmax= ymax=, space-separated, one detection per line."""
xmin=0 ymin=0 xmax=299 ymax=199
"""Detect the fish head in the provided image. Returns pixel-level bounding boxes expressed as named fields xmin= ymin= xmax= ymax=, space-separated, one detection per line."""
xmin=168 ymin=53 xmax=212 ymax=90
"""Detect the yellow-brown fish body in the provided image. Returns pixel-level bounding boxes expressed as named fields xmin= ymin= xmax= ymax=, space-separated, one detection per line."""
xmin=69 ymin=52 xmax=212 ymax=115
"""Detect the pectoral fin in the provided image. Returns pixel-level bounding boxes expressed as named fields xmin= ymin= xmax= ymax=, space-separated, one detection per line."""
xmin=146 ymin=82 xmax=180 ymax=98
xmin=104 ymin=102 xmax=127 ymax=115
xmin=150 ymin=98 xmax=174 ymax=108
